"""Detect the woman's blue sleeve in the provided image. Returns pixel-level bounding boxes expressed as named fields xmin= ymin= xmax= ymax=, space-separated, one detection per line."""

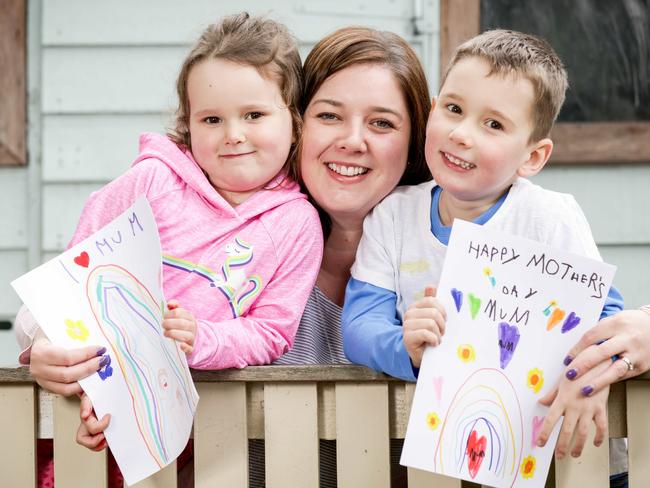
xmin=341 ymin=277 xmax=416 ymax=381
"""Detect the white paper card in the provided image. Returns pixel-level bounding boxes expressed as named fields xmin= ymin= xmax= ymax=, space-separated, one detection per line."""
xmin=12 ymin=197 xmax=199 ymax=486
xmin=401 ymin=219 xmax=616 ymax=487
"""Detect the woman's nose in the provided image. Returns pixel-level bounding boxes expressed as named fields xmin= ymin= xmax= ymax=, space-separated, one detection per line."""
xmin=336 ymin=121 xmax=368 ymax=152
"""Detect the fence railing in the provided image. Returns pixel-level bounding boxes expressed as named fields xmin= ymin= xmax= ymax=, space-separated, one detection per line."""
xmin=1 ymin=365 xmax=648 ymax=487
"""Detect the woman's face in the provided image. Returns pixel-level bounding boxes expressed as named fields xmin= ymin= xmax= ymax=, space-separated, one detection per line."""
xmin=300 ymin=64 xmax=411 ymax=225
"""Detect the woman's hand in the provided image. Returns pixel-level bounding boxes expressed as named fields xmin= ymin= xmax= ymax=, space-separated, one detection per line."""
xmin=76 ymin=393 xmax=111 ymax=451
xmin=29 ymin=329 xmax=106 ymax=396
xmin=403 ymin=285 xmax=447 ymax=368
xmin=162 ymin=300 xmax=196 ymax=354
xmin=536 ymin=359 xmax=610 ymax=458
xmin=560 ymin=309 xmax=650 ymax=395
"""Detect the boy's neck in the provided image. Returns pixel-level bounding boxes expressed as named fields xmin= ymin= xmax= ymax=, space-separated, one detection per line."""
xmin=317 ymin=218 xmax=363 ymax=306
xmin=438 ymin=187 xmax=509 ymax=226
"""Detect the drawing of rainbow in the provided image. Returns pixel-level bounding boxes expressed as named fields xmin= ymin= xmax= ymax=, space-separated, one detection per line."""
xmin=86 ymin=265 xmax=197 ymax=468
xmin=433 ymin=368 xmax=523 ymax=487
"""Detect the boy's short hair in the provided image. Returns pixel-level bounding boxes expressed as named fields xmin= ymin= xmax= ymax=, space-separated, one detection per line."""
xmin=441 ymin=29 xmax=568 ymax=142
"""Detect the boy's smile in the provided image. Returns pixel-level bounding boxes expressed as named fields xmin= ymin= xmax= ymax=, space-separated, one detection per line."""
xmin=425 ymin=56 xmax=551 ymax=224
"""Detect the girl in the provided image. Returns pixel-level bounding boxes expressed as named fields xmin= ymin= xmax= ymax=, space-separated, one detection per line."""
xmin=17 ymin=12 xmax=322 ymax=486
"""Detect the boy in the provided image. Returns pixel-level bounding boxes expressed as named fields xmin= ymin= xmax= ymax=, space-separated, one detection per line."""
xmin=341 ymin=29 xmax=623 ymax=379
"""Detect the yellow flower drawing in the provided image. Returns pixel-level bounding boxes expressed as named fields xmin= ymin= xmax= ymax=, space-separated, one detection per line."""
xmin=521 ymin=455 xmax=536 ymax=479
xmin=65 ymin=319 xmax=89 ymax=342
xmin=426 ymin=412 xmax=441 ymax=430
xmin=457 ymin=344 xmax=476 ymax=363
xmin=526 ymin=368 xmax=544 ymax=393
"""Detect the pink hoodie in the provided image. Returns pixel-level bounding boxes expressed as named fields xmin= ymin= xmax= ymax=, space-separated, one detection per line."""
xmin=66 ymin=133 xmax=323 ymax=369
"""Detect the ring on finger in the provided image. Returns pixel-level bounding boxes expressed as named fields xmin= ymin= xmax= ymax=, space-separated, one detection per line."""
xmin=619 ymin=356 xmax=634 ymax=371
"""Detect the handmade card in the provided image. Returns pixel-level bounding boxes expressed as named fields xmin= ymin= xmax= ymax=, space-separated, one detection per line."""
xmin=12 ymin=197 xmax=199 ymax=486
xmin=401 ymin=219 xmax=616 ymax=488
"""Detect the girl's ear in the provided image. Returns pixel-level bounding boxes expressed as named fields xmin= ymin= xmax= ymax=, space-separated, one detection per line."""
xmin=518 ymin=138 xmax=553 ymax=177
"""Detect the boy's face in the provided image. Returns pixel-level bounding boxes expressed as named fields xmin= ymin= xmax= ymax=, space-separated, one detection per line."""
xmin=425 ymin=56 xmax=544 ymax=207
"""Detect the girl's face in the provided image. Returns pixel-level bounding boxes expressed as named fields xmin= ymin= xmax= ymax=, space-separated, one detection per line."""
xmin=300 ymin=64 xmax=411 ymax=225
xmin=188 ymin=59 xmax=294 ymax=206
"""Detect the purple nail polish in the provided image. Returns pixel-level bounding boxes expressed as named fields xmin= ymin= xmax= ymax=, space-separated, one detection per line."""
xmin=582 ymin=385 xmax=594 ymax=396
xmin=563 ymin=355 xmax=573 ymax=366
xmin=98 ymin=355 xmax=110 ymax=368
xmin=565 ymin=369 xmax=577 ymax=380
xmin=97 ymin=346 xmax=107 ymax=356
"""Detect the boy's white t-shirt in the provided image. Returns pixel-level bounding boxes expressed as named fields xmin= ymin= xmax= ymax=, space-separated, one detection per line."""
xmin=351 ymin=177 xmax=602 ymax=319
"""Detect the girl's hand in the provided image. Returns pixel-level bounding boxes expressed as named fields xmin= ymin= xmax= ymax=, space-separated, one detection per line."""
xmin=559 ymin=309 xmax=650 ymax=395
xmin=403 ymin=285 xmax=447 ymax=368
xmin=29 ymin=329 xmax=106 ymax=396
xmin=76 ymin=393 xmax=111 ymax=451
xmin=536 ymin=358 xmax=610 ymax=458
xmin=162 ymin=300 xmax=196 ymax=354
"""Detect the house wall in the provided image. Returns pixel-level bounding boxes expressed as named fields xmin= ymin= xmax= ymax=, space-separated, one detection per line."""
xmin=1 ymin=0 xmax=648 ymax=365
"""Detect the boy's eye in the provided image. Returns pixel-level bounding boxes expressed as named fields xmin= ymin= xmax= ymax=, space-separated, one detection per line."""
xmin=204 ymin=116 xmax=221 ymax=124
xmin=245 ymin=112 xmax=264 ymax=120
xmin=486 ymin=119 xmax=503 ymax=130
xmin=372 ymin=119 xmax=395 ymax=129
xmin=445 ymin=103 xmax=462 ymax=114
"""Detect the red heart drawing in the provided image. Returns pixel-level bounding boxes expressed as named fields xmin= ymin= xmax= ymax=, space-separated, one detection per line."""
xmin=466 ymin=430 xmax=487 ymax=479
xmin=73 ymin=251 xmax=90 ymax=268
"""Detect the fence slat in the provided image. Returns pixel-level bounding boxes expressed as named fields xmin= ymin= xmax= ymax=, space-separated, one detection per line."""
xmin=130 ymin=461 xmax=177 ymax=488
xmin=194 ymin=382 xmax=248 ymax=488
xmin=336 ymin=382 xmax=390 ymax=488
xmin=403 ymin=384 xmax=462 ymax=488
xmin=628 ymin=379 xmax=650 ymax=486
xmin=265 ymin=383 xmax=319 ymax=487
xmin=53 ymin=394 xmax=107 ymax=487
xmin=553 ymin=423 xmax=609 ymax=488
xmin=0 ymin=384 xmax=36 ymax=487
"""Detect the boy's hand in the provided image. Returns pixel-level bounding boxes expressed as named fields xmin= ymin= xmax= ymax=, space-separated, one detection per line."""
xmin=162 ymin=300 xmax=196 ymax=354
xmin=403 ymin=285 xmax=447 ymax=368
xmin=76 ymin=393 xmax=111 ymax=451
xmin=536 ymin=358 xmax=610 ymax=458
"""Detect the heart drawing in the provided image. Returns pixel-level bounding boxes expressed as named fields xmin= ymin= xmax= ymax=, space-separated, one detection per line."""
xmin=531 ymin=416 xmax=545 ymax=448
xmin=73 ymin=251 xmax=90 ymax=268
xmin=546 ymin=307 xmax=566 ymax=331
xmin=451 ymin=288 xmax=463 ymax=312
xmin=466 ymin=429 xmax=487 ymax=479
xmin=561 ymin=311 xmax=581 ymax=334
xmin=468 ymin=293 xmax=481 ymax=320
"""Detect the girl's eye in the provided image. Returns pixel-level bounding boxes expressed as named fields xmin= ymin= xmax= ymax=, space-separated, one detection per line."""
xmin=245 ymin=112 xmax=264 ymax=120
xmin=486 ymin=119 xmax=503 ymax=130
xmin=316 ymin=112 xmax=339 ymax=121
xmin=372 ymin=119 xmax=395 ymax=129
xmin=204 ymin=116 xmax=221 ymax=124
xmin=445 ymin=103 xmax=462 ymax=114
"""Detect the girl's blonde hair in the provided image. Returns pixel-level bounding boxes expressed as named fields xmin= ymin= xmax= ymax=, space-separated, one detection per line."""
xmin=169 ymin=12 xmax=303 ymax=180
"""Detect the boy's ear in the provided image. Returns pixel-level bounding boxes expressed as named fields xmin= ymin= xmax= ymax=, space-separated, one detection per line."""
xmin=518 ymin=137 xmax=553 ymax=177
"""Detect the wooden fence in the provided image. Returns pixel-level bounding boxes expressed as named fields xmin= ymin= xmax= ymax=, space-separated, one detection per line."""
xmin=1 ymin=365 xmax=648 ymax=487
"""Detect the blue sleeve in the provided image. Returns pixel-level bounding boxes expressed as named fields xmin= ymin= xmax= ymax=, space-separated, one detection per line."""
xmin=341 ymin=277 xmax=417 ymax=381
xmin=600 ymin=285 xmax=624 ymax=319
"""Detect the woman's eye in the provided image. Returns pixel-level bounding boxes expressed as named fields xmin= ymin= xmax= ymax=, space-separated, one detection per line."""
xmin=316 ymin=112 xmax=339 ymax=121
xmin=486 ymin=119 xmax=503 ymax=130
xmin=445 ymin=103 xmax=462 ymax=114
xmin=204 ymin=116 xmax=221 ymax=124
xmin=373 ymin=119 xmax=395 ymax=129
xmin=245 ymin=112 xmax=264 ymax=120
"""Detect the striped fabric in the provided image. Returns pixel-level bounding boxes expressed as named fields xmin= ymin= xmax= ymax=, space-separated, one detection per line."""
xmin=274 ymin=286 xmax=350 ymax=366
